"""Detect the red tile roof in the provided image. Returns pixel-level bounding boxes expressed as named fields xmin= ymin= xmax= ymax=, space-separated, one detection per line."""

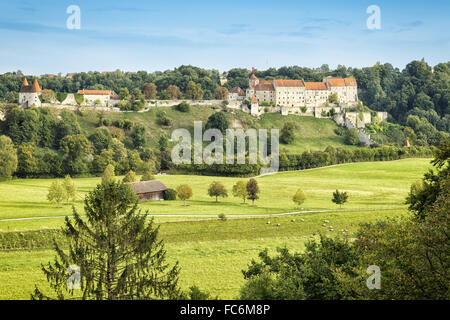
xmin=78 ymin=90 xmax=111 ymax=95
xmin=326 ymin=78 xmax=357 ymax=87
xmin=305 ymin=82 xmax=328 ymax=90
xmin=251 ymin=95 xmax=258 ymax=104
xmin=273 ymin=79 xmax=305 ymax=87
xmin=255 ymin=80 xmax=274 ymax=91
xmin=230 ymin=87 xmax=245 ymax=96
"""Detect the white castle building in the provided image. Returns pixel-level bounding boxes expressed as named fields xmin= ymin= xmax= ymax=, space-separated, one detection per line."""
xmin=19 ymin=78 xmax=42 ymax=108
xmin=230 ymin=74 xmax=359 ymax=109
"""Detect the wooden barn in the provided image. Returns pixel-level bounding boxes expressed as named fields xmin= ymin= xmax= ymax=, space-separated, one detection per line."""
xmin=129 ymin=180 xmax=168 ymax=201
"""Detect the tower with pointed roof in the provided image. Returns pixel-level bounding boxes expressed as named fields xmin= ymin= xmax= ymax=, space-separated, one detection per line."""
xmin=249 ymin=74 xmax=259 ymax=88
xmin=19 ymin=78 xmax=42 ymax=108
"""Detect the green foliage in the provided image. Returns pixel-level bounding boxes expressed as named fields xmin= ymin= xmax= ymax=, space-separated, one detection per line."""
xmin=280 ymin=121 xmax=296 ymax=144
xmin=59 ymin=134 xmax=93 ymax=175
xmin=102 ymin=164 xmax=115 ymax=184
xmin=74 ymin=93 xmax=84 ymax=106
xmin=62 ymin=175 xmax=76 ymax=204
xmin=163 ymin=188 xmax=177 ymax=201
xmin=246 ymin=178 xmax=260 ymax=205
xmin=46 ymin=181 xmax=66 ymax=208
xmin=240 ymin=236 xmax=359 ymax=300
xmin=123 ymin=170 xmax=137 ymax=183
xmin=232 ymin=180 xmax=248 ymax=204
xmin=344 ymin=128 xmax=359 ymax=145
xmin=406 ymin=139 xmax=449 ymax=220
xmin=207 ymin=181 xmax=228 ymax=202
xmin=131 ymin=124 xmax=146 ymax=148
xmin=185 ymin=81 xmax=204 ymax=100
xmin=33 ymin=181 xmax=182 ymax=300
xmin=175 ymin=101 xmax=190 ymax=113
xmin=176 ymin=184 xmax=193 ymax=206
xmin=56 ymin=92 xmax=68 ymax=103
xmin=292 ymin=188 xmax=306 ymax=207
xmin=205 ymin=112 xmax=229 ymax=135
xmin=89 ymin=128 xmax=111 ymax=154
xmin=328 ymin=93 xmax=338 ymax=104
xmin=0 ymin=135 xmax=18 ymax=179
xmin=332 ymin=190 xmax=349 ymax=208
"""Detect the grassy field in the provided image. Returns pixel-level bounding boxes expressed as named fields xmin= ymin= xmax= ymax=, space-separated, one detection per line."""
xmin=0 ymin=158 xmax=432 ymax=299
xmin=76 ymin=106 xmax=354 ymax=153
xmin=0 ymin=208 xmax=408 ymax=300
xmin=0 ymin=158 xmax=431 ymax=231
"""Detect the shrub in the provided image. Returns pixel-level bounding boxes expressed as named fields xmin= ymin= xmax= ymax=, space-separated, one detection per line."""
xmin=74 ymin=94 xmax=84 ymax=105
xmin=218 ymin=213 xmax=227 ymax=221
xmin=175 ymin=101 xmax=190 ymax=113
xmin=164 ymin=188 xmax=177 ymax=201
xmin=56 ymin=92 xmax=68 ymax=103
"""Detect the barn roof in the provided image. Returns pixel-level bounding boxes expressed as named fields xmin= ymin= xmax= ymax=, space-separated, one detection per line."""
xmin=129 ymin=180 xmax=168 ymax=194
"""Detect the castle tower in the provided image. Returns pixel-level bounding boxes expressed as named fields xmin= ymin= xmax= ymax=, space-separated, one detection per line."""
xmin=250 ymin=95 xmax=259 ymax=116
xmin=249 ymin=74 xmax=259 ymax=88
xmin=19 ymin=78 xmax=42 ymax=108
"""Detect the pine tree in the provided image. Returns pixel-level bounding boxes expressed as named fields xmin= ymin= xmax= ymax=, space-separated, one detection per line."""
xmin=123 ymin=170 xmax=137 ymax=183
xmin=102 ymin=164 xmax=115 ymax=184
xmin=33 ymin=181 xmax=182 ymax=300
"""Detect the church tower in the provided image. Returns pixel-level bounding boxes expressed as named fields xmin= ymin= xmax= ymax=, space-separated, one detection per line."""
xmin=19 ymin=78 xmax=42 ymax=108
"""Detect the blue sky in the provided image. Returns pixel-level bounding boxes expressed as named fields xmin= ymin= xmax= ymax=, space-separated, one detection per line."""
xmin=0 ymin=0 xmax=449 ymax=75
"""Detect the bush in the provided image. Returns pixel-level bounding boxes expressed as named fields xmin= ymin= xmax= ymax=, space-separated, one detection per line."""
xmin=74 ymin=94 xmax=84 ymax=106
xmin=164 ymin=188 xmax=177 ymax=200
xmin=218 ymin=213 xmax=227 ymax=221
xmin=56 ymin=92 xmax=68 ymax=103
xmin=175 ymin=101 xmax=190 ymax=113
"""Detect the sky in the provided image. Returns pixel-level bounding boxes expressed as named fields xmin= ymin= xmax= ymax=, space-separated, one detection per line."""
xmin=0 ymin=0 xmax=449 ymax=75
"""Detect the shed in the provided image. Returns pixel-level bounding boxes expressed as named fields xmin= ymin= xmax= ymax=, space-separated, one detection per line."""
xmin=129 ymin=180 xmax=168 ymax=201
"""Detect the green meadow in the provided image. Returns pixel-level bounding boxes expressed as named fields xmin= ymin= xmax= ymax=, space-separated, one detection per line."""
xmin=0 ymin=158 xmax=432 ymax=299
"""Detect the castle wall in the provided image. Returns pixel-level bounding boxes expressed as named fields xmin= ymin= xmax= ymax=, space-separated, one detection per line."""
xmin=83 ymin=94 xmax=110 ymax=106
xmin=19 ymin=92 xmax=41 ymax=108
xmin=275 ymin=86 xmax=305 ymax=107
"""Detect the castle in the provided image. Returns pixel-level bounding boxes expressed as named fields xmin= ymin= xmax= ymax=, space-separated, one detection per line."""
xmin=19 ymin=78 xmax=119 ymax=108
xmin=19 ymin=78 xmax=42 ymax=108
xmin=229 ymin=74 xmax=359 ymax=116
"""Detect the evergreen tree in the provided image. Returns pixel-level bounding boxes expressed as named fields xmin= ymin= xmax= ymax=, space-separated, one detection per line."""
xmin=332 ymin=190 xmax=349 ymax=208
xmin=102 ymin=164 xmax=116 ymax=184
xmin=32 ymin=181 xmax=182 ymax=300
xmin=123 ymin=170 xmax=137 ymax=183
